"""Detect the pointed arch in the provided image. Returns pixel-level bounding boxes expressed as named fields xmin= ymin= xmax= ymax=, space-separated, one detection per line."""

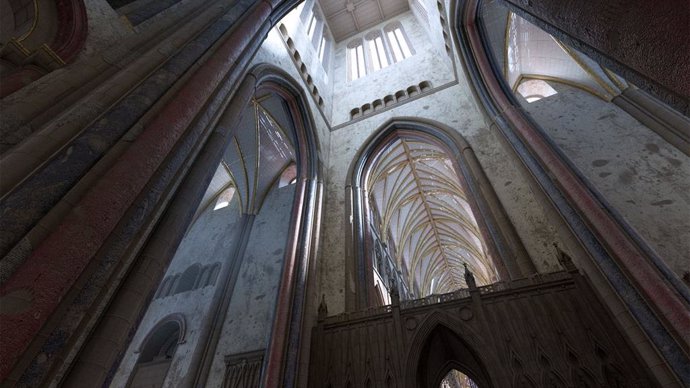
xmin=453 ymin=1 xmax=690 ymax=384
xmin=127 ymin=314 xmax=186 ymax=388
xmin=174 ymin=264 xmax=200 ymax=294
xmin=402 ymin=311 xmax=493 ymax=388
xmin=244 ymin=64 xmax=323 ymax=388
xmin=346 ymin=118 xmax=531 ymax=309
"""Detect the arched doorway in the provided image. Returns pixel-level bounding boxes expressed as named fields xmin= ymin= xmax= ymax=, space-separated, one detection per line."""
xmin=347 ymin=119 xmax=532 ymax=309
xmin=414 ymin=325 xmax=491 ymax=388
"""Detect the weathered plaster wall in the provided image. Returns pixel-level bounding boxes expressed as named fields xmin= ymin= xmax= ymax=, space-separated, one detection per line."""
xmin=79 ymin=0 xmax=133 ymax=60
xmin=111 ymin=192 xmax=244 ymax=387
xmin=320 ymin=76 xmax=565 ymax=314
xmin=411 ymin=0 xmax=452 ymax=60
xmin=278 ymin=0 xmax=334 ymax=120
xmin=479 ymin=0 xmax=508 ymax=71
xmin=330 ymin=11 xmax=455 ymax=125
xmin=520 ymin=83 xmax=690 ymax=279
xmin=207 ymin=184 xmax=296 ymax=386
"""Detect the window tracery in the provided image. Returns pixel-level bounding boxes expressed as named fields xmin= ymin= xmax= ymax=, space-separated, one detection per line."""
xmin=346 ymin=22 xmax=415 ymax=80
xmin=365 ymin=31 xmax=390 ymax=71
xmin=347 ymin=39 xmax=367 ymax=80
xmin=384 ymin=22 xmax=414 ymax=63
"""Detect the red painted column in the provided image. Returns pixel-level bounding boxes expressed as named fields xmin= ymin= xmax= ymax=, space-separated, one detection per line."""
xmin=0 ymin=0 xmax=273 ymax=380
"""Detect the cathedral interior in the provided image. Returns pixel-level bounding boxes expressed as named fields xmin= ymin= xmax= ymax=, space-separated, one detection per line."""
xmin=0 ymin=0 xmax=688 ymax=387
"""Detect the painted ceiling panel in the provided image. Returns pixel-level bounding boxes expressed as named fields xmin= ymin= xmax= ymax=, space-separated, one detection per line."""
xmin=368 ymin=137 xmax=497 ymax=296
xmin=319 ymin=0 xmax=409 ymax=41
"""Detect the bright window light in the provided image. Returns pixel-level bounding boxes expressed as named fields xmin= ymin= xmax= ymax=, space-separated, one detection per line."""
xmin=307 ymin=14 xmax=317 ymax=39
xmin=517 ymin=79 xmax=558 ymax=103
xmin=213 ymin=187 xmax=235 ymax=210
xmin=395 ymin=28 xmax=412 ymax=58
xmin=387 ymin=26 xmax=412 ymax=62
xmin=368 ymin=36 xmax=389 ymax=71
xmin=318 ymin=36 xmax=327 ymax=62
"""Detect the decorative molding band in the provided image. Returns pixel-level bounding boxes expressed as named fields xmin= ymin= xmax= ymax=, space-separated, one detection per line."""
xmin=348 ymin=81 xmax=433 ymax=120
xmin=331 ymin=80 xmax=458 ymax=131
xmin=224 ymin=350 xmax=265 ymax=388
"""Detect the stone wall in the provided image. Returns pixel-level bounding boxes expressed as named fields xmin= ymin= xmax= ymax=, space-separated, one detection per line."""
xmin=111 ymin=190 xmax=245 ymax=387
xmin=519 ymin=83 xmax=690 ymax=279
xmin=320 ymin=79 xmax=565 ymax=314
xmin=330 ymin=11 xmax=455 ymax=125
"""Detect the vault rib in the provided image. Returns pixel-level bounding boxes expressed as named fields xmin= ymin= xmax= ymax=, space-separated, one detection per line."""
xmin=401 ymin=139 xmax=462 ymax=291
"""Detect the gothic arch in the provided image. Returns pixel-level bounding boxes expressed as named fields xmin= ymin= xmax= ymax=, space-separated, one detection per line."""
xmin=134 ymin=313 xmax=187 ymax=353
xmin=0 ymin=0 xmax=88 ymax=97
xmin=403 ymin=311 xmax=493 ymax=388
xmin=247 ymin=64 xmax=323 ymax=388
xmin=452 ymin=0 xmax=690 ymax=383
xmin=56 ymin=64 xmax=323 ymax=388
xmin=346 ymin=118 xmax=532 ymax=309
xmin=127 ymin=314 xmax=186 ymax=388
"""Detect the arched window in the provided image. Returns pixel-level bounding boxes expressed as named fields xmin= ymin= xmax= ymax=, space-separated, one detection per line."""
xmin=155 ymin=277 xmax=171 ymax=299
xmin=107 ymin=69 xmax=321 ymax=388
xmin=365 ymin=31 xmax=390 ymax=72
xmin=348 ymin=120 xmax=526 ymax=309
xmin=347 ymin=39 xmax=367 ymax=81
xmin=384 ymin=22 xmax=414 ymax=63
xmin=306 ymin=12 xmax=317 ymax=39
xmin=365 ymin=135 xmax=496 ymax=297
xmin=174 ymin=264 xmax=200 ymax=294
xmin=317 ymin=35 xmax=327 ymax=61
xmin=214 ymin=186 xmax=235 ymax=210
xmin=169 ymin=275 xmax=181 ymax=296
xmin=129 ymin=319 xmax=183 ymax=388
xmin=278 ymin=163 xmax=298 ymax=187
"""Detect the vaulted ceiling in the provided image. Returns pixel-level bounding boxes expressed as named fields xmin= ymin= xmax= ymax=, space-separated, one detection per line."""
xmin=194 ymin=94 xmax=297 ymax=218
xmin=505 ymin=13 xmax=628 ymax=101
xmin=368 ymin=137 xmax=497 ymax=296
xmin=319 ymin=0 xmax=410 ymax=41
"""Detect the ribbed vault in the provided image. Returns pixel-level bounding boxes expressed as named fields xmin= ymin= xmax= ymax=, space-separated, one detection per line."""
xmin=505 ymin=12 xmax=628 ymax=101
xmin=367 ymin=136 xmax=496 ymax=295
xmin=223 ymin=95 xmax=296 ymax=215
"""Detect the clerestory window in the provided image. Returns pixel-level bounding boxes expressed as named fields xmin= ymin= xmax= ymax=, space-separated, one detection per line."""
xmin=366 ymin=32 xmax=389 ymax=71
xmin=347 ymin=22 xmax=415 ymax=80
xmin=385 ymin=22 xmax=414 ymax=63
xmin=347 ymin=39 xmax=367 ymax=81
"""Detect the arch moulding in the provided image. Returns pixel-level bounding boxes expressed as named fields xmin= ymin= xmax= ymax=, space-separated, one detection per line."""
xmin=345 ymin=117 xmax=533 ymax=310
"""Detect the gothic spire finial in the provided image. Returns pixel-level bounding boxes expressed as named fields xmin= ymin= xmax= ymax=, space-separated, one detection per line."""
xmin=318 ymin=294 xmax=328 ymax=320
xmin=464 ymin=262 xmax=477 ymax=290
xmin=389 ymin=276 xmax=400 ymax=306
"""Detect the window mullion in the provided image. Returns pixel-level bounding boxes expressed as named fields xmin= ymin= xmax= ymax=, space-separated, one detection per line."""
xmin=380 ymin=32 xmax=395 ymax=65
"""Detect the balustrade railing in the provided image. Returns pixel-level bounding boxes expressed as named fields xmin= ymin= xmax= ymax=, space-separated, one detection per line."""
xmin=322 ymin=270 xmax=573 ymax=324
